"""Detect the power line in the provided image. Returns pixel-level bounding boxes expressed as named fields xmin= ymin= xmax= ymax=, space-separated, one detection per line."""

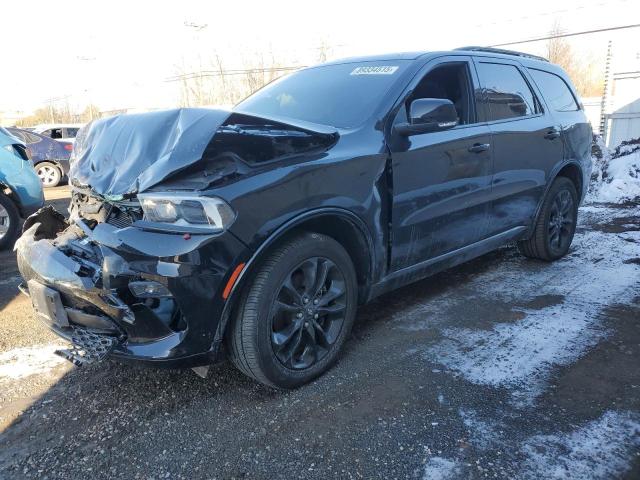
xmin=473 ymin=0 xmax=631 ymax=29
xmin=490 ymin=23 xmax=640 ymax=47
xmin=165 ymin=65 xmax=305 ymax=82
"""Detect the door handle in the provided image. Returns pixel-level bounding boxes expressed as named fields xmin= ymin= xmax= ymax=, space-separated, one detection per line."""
xmin=544 ymin=129 xmax=561 ymax=140
xmin=468 ymin=143 xmax=490 ymax=153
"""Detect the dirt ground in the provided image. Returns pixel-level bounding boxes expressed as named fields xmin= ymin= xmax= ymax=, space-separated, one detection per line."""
xmin=0 ymin=186 xmax=639 ymax=479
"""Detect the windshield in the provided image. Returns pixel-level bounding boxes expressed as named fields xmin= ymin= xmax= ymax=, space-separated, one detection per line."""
xmin=236 ymin=61 xmax=410 ymax=128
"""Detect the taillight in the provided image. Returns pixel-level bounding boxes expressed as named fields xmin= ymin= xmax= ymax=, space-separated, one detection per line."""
xmin=64 ymin=144 xmax=73 ymax=151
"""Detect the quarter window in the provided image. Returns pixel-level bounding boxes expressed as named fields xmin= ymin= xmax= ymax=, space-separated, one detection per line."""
xmin=529 ymin=69 xmax=579 ymax=112
xmin=476 ymin=62 xmax=540 ymax=121
xmin=65 ymin=127 xmax=80 ymax=138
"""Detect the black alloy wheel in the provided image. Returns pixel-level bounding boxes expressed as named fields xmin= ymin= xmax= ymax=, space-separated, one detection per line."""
xmin=227 ymin=232 xmax=357 ymax=389
xmin=270 ymin=257 xmax=347 ymax=370
xmin=517 ymin=176 xmax=578 ymax=261
xmin=547 ymin=188 xmax=575 ymax=256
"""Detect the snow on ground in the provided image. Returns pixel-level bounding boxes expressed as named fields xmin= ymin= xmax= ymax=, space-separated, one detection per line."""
xmin=521 ymin=411 xmax=640 ymax=480
xmin=415 ymin=207 xmax=639 ymax=405
xmin=599 ymin=149 xmax=640 ymax=203
xmin=413 ymin=197 xmax=639 ymax=477
xmin=0 ymin=344 xmax=67 ymax=380
xmin=590 ymin=137 xmax=640 ymax=204
xmin=422 ymin=456 xmax=461 ymax=480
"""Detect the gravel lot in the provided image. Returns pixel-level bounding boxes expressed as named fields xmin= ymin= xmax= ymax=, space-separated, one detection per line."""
xmin=0 ymin=186 xmax=639 ymax=479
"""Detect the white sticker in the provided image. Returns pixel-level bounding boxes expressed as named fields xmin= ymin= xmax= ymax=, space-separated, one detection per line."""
xmin=350 ymin=66 xmax=399 ymax=76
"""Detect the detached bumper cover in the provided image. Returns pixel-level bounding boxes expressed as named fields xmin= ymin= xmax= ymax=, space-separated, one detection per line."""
xmin=15 ymin=207 xmax=246 ymax=367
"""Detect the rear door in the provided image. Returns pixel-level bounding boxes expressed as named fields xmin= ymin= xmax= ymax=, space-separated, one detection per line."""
xmin=473 ymin=58 xmax=563 ymax=235
xmin=387 ymin=56 xmax=493 ymax=271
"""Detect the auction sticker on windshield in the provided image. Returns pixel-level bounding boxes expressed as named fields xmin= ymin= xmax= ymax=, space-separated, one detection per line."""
xmin=350 ymin=66 xmax=399 ymax=75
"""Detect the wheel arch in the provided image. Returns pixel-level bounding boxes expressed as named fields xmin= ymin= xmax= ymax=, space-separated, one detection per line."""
xmin=525 ymin=161 xmax=584 ymax=239
xmin=214 ymin=208 xmax=376 ymax=346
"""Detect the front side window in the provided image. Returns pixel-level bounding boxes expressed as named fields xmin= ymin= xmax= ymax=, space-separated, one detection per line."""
xmin=408 ymin=62 xmax=474 ymax=125
xmin=236 ymin=61 xmax=411 ymax=128
xmin=50 ymin=128 xmax=63 ymax=139
xmin=476 ymin=62 xmax=539 ymax=121
xmin=529 ymin=69 xmax=579 ymax=112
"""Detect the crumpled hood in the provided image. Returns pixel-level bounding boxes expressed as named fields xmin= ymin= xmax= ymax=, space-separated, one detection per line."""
xmin=70 ymin=108 xmax=231 ymax=197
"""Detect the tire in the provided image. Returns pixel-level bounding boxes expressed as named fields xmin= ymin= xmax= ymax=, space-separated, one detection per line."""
xmin=518 ymin=177 xmax=578 ymax=261
xmin=227 ymin=232 xmax=358 ymax=389
xmin=0 ymin=193 xmax=20 ymax=251
xmin=36 ymin=162 xmax=62 ymax=188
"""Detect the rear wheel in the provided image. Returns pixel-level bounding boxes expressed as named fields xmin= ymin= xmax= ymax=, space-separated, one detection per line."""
xmin=518 ymin=177 xmax=578 ymax=261
xmin=36 ymin=162 xmax=62 ymax=188
xmin=227 ymin=232 xmax=358 ymax=389
xmin=0 ymin=193 xmax=19 ymax=250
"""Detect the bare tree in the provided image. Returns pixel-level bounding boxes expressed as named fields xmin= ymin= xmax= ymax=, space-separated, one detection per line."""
xmin=546 ymin=22 xmax=604 ymax=97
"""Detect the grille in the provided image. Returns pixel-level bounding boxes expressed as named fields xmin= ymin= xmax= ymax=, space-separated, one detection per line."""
xmin=107 ymin=210 xmax=134 ymax=229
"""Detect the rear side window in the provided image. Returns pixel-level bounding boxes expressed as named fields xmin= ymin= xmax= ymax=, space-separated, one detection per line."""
xmin=65 ymin=127 xmax=79 ymax=138
xmin=7 ymin=129 xmax=27 ymax=142
xmin=529 ymin=69 xmax=579 ymax=112
xmin=476 ymin=62 xmax=539 ymax=121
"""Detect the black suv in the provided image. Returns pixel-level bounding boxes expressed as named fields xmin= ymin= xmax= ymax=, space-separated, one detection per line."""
xmin=16 ymin=47 xmax=591 ymax=388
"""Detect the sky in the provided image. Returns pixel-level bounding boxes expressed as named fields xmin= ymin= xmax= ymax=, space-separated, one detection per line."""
xmin=1 ymin=0 xmax=639 ymax=116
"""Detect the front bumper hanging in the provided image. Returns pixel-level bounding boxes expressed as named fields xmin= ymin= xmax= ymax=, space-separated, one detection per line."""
xmin=14 ymin=204 xmax=246 ymax=368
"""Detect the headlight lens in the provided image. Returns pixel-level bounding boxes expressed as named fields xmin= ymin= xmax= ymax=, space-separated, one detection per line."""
xmin=138 ymin=194 xmax=235 ymax=232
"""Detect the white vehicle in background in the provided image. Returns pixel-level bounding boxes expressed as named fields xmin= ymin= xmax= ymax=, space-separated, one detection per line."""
xmin=32 ymin=123 xmax=84 ymax=142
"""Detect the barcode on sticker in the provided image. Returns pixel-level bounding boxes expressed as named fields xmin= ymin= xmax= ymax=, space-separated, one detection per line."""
xmin=350 ymin=66 xmax=399 ymax=75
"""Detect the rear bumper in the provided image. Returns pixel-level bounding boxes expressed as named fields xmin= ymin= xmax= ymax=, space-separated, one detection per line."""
xmin=15 ymin=207 xmax=247 ymax=367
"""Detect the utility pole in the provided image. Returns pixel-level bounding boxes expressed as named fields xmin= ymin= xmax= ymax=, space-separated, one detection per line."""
xmin=600 ymin=41 xmax=613 ymax=140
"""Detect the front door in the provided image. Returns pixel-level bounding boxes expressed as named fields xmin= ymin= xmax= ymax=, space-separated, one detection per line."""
xmin=387 ymin=57 xmax=493 ymax=271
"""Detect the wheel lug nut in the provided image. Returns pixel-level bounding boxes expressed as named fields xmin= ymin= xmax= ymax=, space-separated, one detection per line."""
xmin=313 ymin=299 xmax=319 ymax=305
xmin=303 ymin=297 xmax=309 ymax=304
xmin=314 ymin=314 xmax=319 ymax=319
xmin=297 ymin=312 xmax=303 ymax=318
xmin=304 ymin=322 xmax=309 ymax=327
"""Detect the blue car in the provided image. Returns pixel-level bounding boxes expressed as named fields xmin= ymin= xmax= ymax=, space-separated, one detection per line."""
xmin=0 ymin=127 xmax=44 ymax=249
xmin=7 ymin=127 xmax=72 ymax=187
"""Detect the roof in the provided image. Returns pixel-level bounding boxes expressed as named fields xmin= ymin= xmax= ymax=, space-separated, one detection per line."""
xmin=33 ymin=123 xmax=84 ymax=130
xmin=320 ymin=47 xmax=551 ymax=67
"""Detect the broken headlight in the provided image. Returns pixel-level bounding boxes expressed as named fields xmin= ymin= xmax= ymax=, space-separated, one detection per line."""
xmin=138 ymin=193 xmax=235 ymax=232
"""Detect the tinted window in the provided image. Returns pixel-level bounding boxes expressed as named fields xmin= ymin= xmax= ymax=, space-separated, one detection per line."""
xmin=529 ymin=69 xmax=579 ymax=112
xmin=65 ymin=127 xmax=79 ymax=137
xmin=410 ymin=62 xmax=474 ymax=125
xmin=8 ymin=129 xmax=41 ymax=144
xmin=25 ymin=132 xmax=42 ymax=143
xmin=7 ymin=129 xmax=27 ymax=142
xmin=476 ymin=62 xmax=539 ymax=121
xmin=236 ymin=61 xmax=410 ymax=128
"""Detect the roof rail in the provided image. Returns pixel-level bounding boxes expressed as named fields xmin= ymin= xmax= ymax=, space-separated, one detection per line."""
xmin=455 ymin=46 xmax=549 ymax=62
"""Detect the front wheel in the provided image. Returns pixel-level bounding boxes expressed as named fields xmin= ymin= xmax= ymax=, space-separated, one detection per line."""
xmin=518 ymin=177 xmax=578 ymax=261
xmin=227 ymin=232 xmax=358 ymax=389
xmin=36 ymin=162 xmax=62 ymax=188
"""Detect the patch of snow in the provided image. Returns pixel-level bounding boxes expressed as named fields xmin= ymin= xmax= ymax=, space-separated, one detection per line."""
xmin=589 ymin=137 xmax=640 ymax=204
xmin=0 ymin=344 xmax=68 ymax=380
xmin=421 ymin=207 xmax=639 ymax=405
xmin=598 ymin=149 xmax=640 ymax=203
xmin=459 ymin=409 xmax=504 ymax=450
xmin=422 ymin=457 xmax=461 ymax=480
xmin=430 ymin=302 xmax=607 ymax=404
xmin=521 ymin=411 xmax=640 ymax=479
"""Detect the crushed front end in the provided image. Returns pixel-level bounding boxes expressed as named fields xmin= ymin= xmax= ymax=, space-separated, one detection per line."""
xmin=15 ymin=190 xmax=246 ymax=368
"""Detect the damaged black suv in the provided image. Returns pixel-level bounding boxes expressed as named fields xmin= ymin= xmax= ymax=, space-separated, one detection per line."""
xmin=16 ymin=47 xmax=591 ymax=388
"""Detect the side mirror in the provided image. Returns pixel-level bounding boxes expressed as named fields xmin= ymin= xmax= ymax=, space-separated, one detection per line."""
xmin=395 ymin=98 xmax=459 ymax=136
